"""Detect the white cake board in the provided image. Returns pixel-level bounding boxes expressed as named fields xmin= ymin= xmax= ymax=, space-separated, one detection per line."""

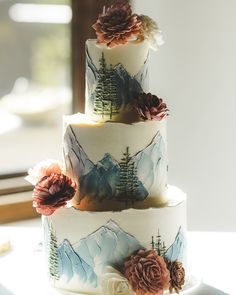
xmin=50 ymin=276 xmax=201 ymax=295
xmin=179 ymin=276 xmax=202 ymax=294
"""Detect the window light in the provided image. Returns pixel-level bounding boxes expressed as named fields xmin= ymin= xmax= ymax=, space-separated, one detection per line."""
xmin=9 ymin=4 xmax=72 ymax=24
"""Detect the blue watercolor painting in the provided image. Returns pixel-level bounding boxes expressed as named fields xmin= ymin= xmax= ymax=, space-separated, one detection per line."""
xmin=58 ymin=239 xmax=96 ymax=286
xmin=64 ymin=126 xmax=167 ymax=205
xmin=164 ymin=226 xmax=186 ymax=264
xmin=57 ymin=220 xmax=142 ymax=287
xmin=45 ymin=220 xmax=186 ymax=288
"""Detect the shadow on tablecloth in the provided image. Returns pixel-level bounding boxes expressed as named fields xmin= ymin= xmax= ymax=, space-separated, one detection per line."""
xmin=0 ymin=284 xmax=14 ymax=295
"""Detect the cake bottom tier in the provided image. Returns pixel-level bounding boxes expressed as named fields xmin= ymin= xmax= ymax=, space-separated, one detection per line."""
xmin=43 ymin=186 xmax=187 ymax=295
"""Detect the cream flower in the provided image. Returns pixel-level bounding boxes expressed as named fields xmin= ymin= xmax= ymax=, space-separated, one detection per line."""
xmin=99 ymin=266 xmax=134 ymax=295
xmin=25 ymin=159 xmax=62 ymax=185
xmin=138 ymin=15 xmax=164 ymax=50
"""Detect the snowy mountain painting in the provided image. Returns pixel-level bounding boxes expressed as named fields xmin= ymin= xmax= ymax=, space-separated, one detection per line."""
xmin=86 ymin=49 xmax=149 ymax=119
xmin=64 ymin=125 xmax=167 ymax=205
xmin=58 ymin=239 xmax=97 ymax=286
xmin=57 ymin=220 xmax=142 ymax=287
xmin=45 ymin=220 xmax=186 ymax=289
xmin=152 ymin=226 xmax=187 ymax=266
xmin=164 ymin=226 xmax=186 ymax=264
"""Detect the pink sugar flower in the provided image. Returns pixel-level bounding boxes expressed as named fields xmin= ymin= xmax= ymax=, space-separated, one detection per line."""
xmin=26 ymin=159 xmax=62 ymax=185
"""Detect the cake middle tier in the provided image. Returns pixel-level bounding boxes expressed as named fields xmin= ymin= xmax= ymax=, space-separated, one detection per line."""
xmin=63 ymin=113 xmax=168 ymax=211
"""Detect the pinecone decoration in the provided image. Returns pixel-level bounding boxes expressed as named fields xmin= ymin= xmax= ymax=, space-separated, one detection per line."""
xmin=33 ymin=173 xmax=76 ymax=216
xmin=167 ymin=260 xmax=185 ymax=294
xmin=133 ymin=92 xmax=168 ymax=121
xmin=92 ymin=2 xmax=142 ymax=48
xmin=124 ymin=249 xmax=170 ymax=295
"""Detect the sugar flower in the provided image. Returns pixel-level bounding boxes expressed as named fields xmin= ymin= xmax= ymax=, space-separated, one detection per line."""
xmin=124 ymin=249 xmax=170 ymax=295
xmin=26 ymin=159 xmax=62 ymax=185
xmin=133 ymin=92 xmax=168 ymax=121
xmin=99 ymin=266 xmax=134 ymax=295
xmin=92 ymin=2 xmax=142 ymax=48
xmin=167 ymin=260 xmax=185 ymax=294
xmin=138 ymin=15 xmax=164 ymax=50
xmin=33 ymin=173 xmax=76 ymax=216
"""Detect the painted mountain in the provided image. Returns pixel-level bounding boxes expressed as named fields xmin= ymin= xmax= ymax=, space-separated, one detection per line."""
xmin=63 ymin=125 xmax=94 ymax=183
xmin=133 ymin=132 xmax=167 ymax=199
xmin=64 ymin=126 xmax=167 ymax=205
xmin=134 ymin=55 xmax=149 ymax=93
xmin=58 ymin=239 xmax=97 ymax=286
xmin=58 ymin=220 xmax=142 ymax=287
xmin=86 ymin=49 xmax=149 ymax=119
xmin=164 ymin=227 xmax=186 ymax=264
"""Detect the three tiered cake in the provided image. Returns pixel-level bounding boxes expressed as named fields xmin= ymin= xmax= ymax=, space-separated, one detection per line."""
xmin=27 ymin=2 xmax=188 ymax=295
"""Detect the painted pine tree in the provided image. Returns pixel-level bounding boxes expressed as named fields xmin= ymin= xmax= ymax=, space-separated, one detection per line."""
xmin=161 ymin=241 xmax=167 ymax=256
xmin=93 ymin=54 xmax=119 ymax=119
xmin=155 ymin=229 xmax=163 ymax=256
xmin=117 ymin=147 xmax=139 ymax=204
xmin=117 ymin=147 xmax=129 ymax=203
xmin=93 ymin=53 xmax=109 ymax=117
xmin=151 ymin=236 xmax=155 ymax=250
xmin=127 ymin=161 xmax=139 ymax=196
xmin=48 ymin=223 xmax=60 ymax=281
xmin=108 ymin=65 xmax=120 ymax=119
xmin=152 ymin=229 xmax=167 ymax=257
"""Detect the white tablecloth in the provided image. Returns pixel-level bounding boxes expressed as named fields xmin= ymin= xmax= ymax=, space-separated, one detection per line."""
xmin=0 ymin=219 xmax=233 ymax=295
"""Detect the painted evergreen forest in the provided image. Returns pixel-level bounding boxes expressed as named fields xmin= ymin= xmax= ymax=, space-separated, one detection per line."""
xmin=86 ymin=50 xmax=149 ymax=120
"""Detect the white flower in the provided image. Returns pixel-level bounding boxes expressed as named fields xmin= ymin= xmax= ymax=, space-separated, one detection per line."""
xmin=139 ymin=15 xmax=164 ymax=51
xmin=99 ymin=266 xmax=134 ymax=295
xmin=25 ymin=159 xmax=62 ymax=185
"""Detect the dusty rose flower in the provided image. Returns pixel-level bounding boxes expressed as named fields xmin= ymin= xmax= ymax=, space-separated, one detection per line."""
xmin=92 ymin=2 xmax=142 ymax=48
xmin=26 ymin=159 xmax=61 ymax=185
xmin=137 ymin=15 xmax=164 ymax=50
xmin=124 ymin=249 xmax=170 ymax=295
xmin=33 ymin=173 xmax=76 ymax=216
xmin=133 ymin=92 xmax=168 ymax=121
xmin=167 ymin=260 xmax=185 ymax=294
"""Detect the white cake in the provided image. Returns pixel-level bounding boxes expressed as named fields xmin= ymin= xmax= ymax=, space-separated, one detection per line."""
xmin=27 ymin=3 xmax=188 ymax=295
xmin=43 ymin=186 xmax=186 ymax=294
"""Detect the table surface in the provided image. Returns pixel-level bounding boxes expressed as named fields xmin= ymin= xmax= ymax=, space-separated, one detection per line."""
xmin=0 ymin=219 xmax=234 ymax=295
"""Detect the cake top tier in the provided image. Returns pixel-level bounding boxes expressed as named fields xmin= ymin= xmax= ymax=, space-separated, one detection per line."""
xmin=86 ymin=1 xmax=168 ymax=124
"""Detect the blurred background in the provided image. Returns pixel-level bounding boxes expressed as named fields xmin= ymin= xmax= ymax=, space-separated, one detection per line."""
xmin=0 ymin=0 xmax=71 ymax=174
xmin=134 ymin=0 xmax=236 ymax=232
